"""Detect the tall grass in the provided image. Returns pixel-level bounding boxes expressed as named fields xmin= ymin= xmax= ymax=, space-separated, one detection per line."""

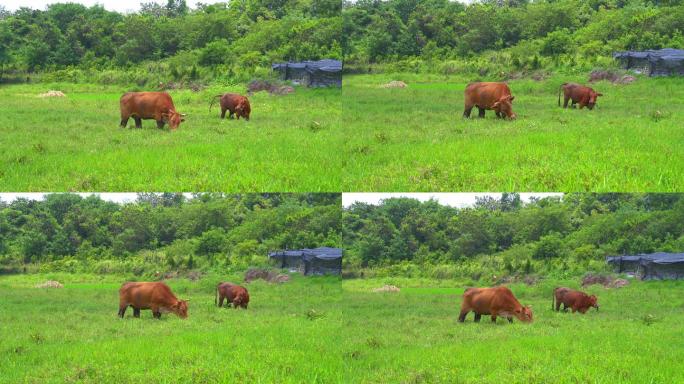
xmin=341 ymin=73 xmax=684 ymax=191
xmin=0 ymin=83 xmax=341 ymax=191
xmin=0 ymin=273 xmax=343 ymax=383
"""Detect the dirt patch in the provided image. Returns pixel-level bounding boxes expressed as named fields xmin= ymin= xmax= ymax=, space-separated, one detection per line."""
xmin=35 ymin=280 xmax=63 ymax=288
xmin=581 ymin=273 xmax=630 ymax=288
xmin=589 ymin=70 xmax=637 ymax=84
xmin=244 ymin=268 xmax=290 ymax=283
xmin=38 ymin=90 xmax=66 ymax=98
xmin=158 ymin=81 xmax=206 ymax=92
xmin=380 ymin=80 xmax=407 ymax=89
xmin=373 ymin=285 xmax=400 ymax=293
xmin=247 ymin=80 xmax=295 ymax=96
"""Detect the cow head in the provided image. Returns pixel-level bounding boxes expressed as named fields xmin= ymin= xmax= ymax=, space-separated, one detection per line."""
xmin=587 ymin=91 xmax=603 ymax=110
xmin=589 ymin=295 xmax=599 ymax=311
xmin=236 ymin=100 xmax=251 ymax=121
xmin=162 ymin=111 xmax=186 ymax=129
xmin=514 ymin=305 xmax=533 ymax=322
xmin=492 ymin=95 xmax=516 ymax=119
xmin=171 ymin=299 xmax=189 ymax=319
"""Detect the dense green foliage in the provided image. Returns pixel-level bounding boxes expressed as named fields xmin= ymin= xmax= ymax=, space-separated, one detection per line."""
xmin=0 ymin=193 xmax=341 ymax=274
xmin=343 ymin=193 xmax=684 ymax=278
xmin=0 ymin=0 xmax=341 ymax=84
xmin=1 ymin=273 xmax=343 ymax=383
xmin=343 ymin=0 xmax=684 ymax=73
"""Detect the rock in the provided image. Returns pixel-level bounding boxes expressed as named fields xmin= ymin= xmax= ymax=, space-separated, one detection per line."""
xmin=39 ymin=91 xmax=66 ymax=98
xmin=380 ymin=80 xmax=407 ymax=89
xmin=35 ymin=280 xmax=63 ymax=288
xmin=373 ymin=285 xmax=400 ymax=293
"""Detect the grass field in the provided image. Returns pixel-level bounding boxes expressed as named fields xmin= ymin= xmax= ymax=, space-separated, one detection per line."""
xmin=341 ymin=277 xmax=684 ymax=383
xmin=4 ymin=274 xmax=682 ymax=383
xmin=0 ymin=84 xmax=341 ymax=191
xmin=341 ymin=73 xmax=684 ymax=191
xmin=0 ymin=274 xmax=342 ymax=383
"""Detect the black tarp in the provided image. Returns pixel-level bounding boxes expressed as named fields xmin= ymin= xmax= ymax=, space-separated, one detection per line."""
xmin=613 ymin=48 xmax=684 ymax=76
xmin=606 ymin=252 xmax=684 ymax=280
xmin=268 ymin=247 xmax=343 ymax=275
xmin=272 ymin=59 xmax=342 ymax=87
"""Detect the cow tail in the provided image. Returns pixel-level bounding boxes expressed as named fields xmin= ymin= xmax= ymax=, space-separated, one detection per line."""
xmin=209 ymin=95 xmax=222 ymax=112
xmin=558 ymin=83 xmax=567 ymax=107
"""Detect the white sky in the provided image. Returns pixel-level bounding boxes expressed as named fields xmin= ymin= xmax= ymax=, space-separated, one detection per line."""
xmin=342 ymin=193 xmax=564 ymax=208
xmin=0 ymin=193 xmax=194 ymax=204
xmin=0 ymin=1 xmax=227 ymax=13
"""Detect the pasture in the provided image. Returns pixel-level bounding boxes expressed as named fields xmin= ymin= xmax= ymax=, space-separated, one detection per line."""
xmin=341 ymin=74 xmax=684 ymax=191
xmin=0 ymin=274 xmax=342 ymax=383
xmin=0 ymin=84 xmax=341 ymax=191
xmin=341 ymin=278 xmax=684 ymax=383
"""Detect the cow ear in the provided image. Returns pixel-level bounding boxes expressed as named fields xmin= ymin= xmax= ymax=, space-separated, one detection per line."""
xmin=508 ymin=96 xmax=515 ymax=102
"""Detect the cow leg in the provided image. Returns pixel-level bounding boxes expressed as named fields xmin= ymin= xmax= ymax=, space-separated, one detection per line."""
xmin=153 ymin=311 xmax=162 ymax=319
xmin=218 ymin=296 xmax=224 ymax=308
xmin=118 ymin=305 xmax=127 ymax=318
xmin=555 ymin=301 xmax=561 ymax=312
xmin=457 ymin=310 xmax=469 ymax=322
xmin=477 ymin=107 xmax=485 ymax=118
xmin=463 ymin=106 xmax=473 ymax=118
xmin=507 ymin=317 xmax=513 ymax=323
xmin=474 ymin=313 xmax=481 ymax=323
xmin=156 ymin=120 xmax=165 ymax=129
xmin=221 ymin=108 xmax=227 ymax=119
xmin=495 ymin=111 xmax=502 ymax=119
xmin=491 ymin=315 xmax=497 ymax=323
xmin=578 ymin=103 xmax=585 ymax=109
xmin=133 ymin=308 xmax=140 ymax=318
xmin=563 ymin=96 xmax=570 ymax=108
xmin=562 ymin=304 xmax=568 ymax=312
xmin=229 ymin=111 xmax=235 ymax=120
xmin=120 ymin=117 xmax=129 ymax=128
xmin=134 ymin=117 xmax=142 ymax=128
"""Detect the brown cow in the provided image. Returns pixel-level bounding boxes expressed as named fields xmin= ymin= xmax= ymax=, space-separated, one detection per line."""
xmin=210 ymin=93 xmax=251 ymax=120
xmin=215 ymin=282 xmax=250 ymax=309
xmin=458 ymin=286 xmax=533 ymax=323
xmin=118 ymin=282 xmax=188 ymax=319
xmin=552 ymin=287 xmax=598 ymax=314
xmin=463 ymin=82 xmax=516 ymax=119
xmin=558 ymin=83 xmax=603 ymax=110
xmin=120 ymin=92 xmax=186 ymax=130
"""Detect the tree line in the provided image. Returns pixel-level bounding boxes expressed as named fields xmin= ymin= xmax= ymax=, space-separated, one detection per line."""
xmin=0 ymin=193 xmax=341 ymax=275
xmin=343 ymin=193 xmax=684 ymax=278
xmin=0 ymin=0 xmax=341 ymax=83
xmin=342 ymin=0 xmax=684 ymax=73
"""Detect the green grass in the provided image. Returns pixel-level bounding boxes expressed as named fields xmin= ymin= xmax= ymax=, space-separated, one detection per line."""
xmin=341 ymin=277 xmax=684 ymax=383
xmin=3 ymin=273 xmax=683 ymax=383
xmin=0 ymin=83 xmax=341 ymax=191
xmin=341 ymin=73 xmax=684 ymax=191
xmin=0 ymin=273 xmax=342 ymax=383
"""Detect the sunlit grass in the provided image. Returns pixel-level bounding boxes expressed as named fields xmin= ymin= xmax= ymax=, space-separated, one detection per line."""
xmin=341 ymin=74 xmax=684 ymax=191
xmin=0 ymin=84 xmax=342 ymax=191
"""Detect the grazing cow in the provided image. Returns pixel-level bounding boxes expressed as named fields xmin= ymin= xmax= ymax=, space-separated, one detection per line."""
xmin=215 ymin=282 xmax=250 ymax=309
xmin=210 ymin=93 xmax=251 ymax=120
xmin=458 ymin=286 xmax=533 ymax=323
xmin=552 ymin=287 xmax=598 ymax=314
xmin=558 ymin=83 xmax=603 ymax=110
xmin=120 ymin=92 xmax=186 ymax=130
xmin=118 ymin=282 xmax=188 ymax=319
xmin=463 ymin=82 xmax=517 ymax=119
